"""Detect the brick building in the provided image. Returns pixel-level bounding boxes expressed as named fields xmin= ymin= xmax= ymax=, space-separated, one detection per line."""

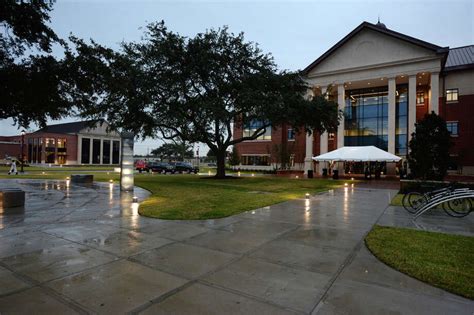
xmin=234 ymin=21 xmax=474 ymax=175
xmin=0 ymin=120 xmax=122 ymax=165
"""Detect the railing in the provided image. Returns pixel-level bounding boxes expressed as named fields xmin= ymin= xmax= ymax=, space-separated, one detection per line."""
xmin=402 ymin=186 xmax=473 ymax=220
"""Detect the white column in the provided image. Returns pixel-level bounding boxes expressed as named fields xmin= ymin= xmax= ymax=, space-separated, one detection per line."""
xmin=430 ymin=72 xmax=440 ymax=114
xmin=77 ymin=135 xmax=82 ymax=165
xmin=337 ymin=84 xmax=345 ymax=148
xmin=319 ymin=86 xmax=329 ymax=155
xmin=99 ymin=138 xmax=104 ymax=165
xmin=89 ymin=138 xmax=93 ymax=164
xmin=304 ymin=131 xmax=314 ymax=175
xmin=408 ymin=75 xmax=417 ymax=144
xmin=387 ymin=78 xmax=396 ymax=154
xmin=304 ymin=88 xmax=314 ymax=175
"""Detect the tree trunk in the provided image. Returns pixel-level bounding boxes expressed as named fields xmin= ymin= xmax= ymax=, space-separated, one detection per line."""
xmin=215 ymin=150 xmax=227 ymax=179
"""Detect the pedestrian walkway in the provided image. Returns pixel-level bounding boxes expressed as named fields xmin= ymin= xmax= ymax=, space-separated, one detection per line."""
xmin=0 ymin=179 xmax=472 ymax=314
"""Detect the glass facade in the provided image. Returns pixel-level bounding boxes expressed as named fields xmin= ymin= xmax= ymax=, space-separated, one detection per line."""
xmin=344 ymin=86 xmax=409 ymax=156
xmin=395 ymin=85 xmax=408 ymax=155
xmin=344 ymin=87 xmax=389 ymax=150
xmin=45 ymin=138 xmax=55 ymax=163
xmin=103 ymin=140 xmax=111 ymax=164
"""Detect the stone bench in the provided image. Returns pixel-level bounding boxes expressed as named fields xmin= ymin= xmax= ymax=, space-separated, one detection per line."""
xmin=71 ymin=174 xmax=94 ymax=183
xmin=0 ymin=188 xmax=25 ymax=211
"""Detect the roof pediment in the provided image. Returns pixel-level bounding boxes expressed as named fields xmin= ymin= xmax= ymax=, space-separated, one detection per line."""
xmin=304 ymin=22 xmax=448 ymax=77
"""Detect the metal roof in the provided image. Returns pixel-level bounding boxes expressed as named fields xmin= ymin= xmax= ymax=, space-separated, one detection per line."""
xmin=445 ymin=45 xmax=474 ymax=71
xmin=34 ymin=120 xmax=104 ymax=134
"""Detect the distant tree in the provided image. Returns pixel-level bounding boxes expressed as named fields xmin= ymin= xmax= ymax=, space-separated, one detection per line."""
xmin=229 ymin=146 xmax=240 ymax=166
xmin=150 ymin=141 xmax=193 ymax=161
xmin=0 ymin=1 xmax=72 ymax=128
xmin=408 ymin=112 xmax=451 ymax=180
xmin=65 ymin=21 xmax=339 ymax=178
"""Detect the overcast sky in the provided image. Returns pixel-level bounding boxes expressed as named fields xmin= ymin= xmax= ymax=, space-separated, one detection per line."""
xmin=2 ymin=0 xmax=473 ymax=154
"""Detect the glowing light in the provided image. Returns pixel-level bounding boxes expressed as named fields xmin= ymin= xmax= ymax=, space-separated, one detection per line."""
xmin=107 ymin=172 xmax=110 ymax=175
xmin=42 ymin=172 xmax=45 ymax=175
xmin=351 ymin=177 xmax=354 ymax=181
xmin=109 ymin=179 xmax=113 ymax=183
xmin=132 ymin=196 xmax=138 ymax=203
xmin=305 ymin=193 xmax=310 ymax=199
xmin=131 ymin=202 xmax=139 ymax=216
xmin=208 ymin=170 xmax=211 ymax=176
xmin=237 ymin=171 xmax=241 ymax=177
xmin=351 ymin=183 xmax=355 ymax=187
xmin=295 ymin=175 xmax=299 ymax=179
xmin=114 ymin=167 xmax=121 ymax=173
xmin=251 ymin=173 xmax=255 ymax=177
xmin=66 ymin=176 xmax=70 ymax=180
xmin=344 ymin=183 xmax=348 ymax=186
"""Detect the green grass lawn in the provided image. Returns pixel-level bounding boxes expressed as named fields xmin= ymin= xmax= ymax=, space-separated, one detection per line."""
xmin=0 ymin=170 xmax=339 ymax=220
xmin=366 ymin=225 xmax=474 ymax=299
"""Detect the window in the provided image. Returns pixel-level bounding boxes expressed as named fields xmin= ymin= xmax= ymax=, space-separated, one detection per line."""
xmin=81 ymin=138 xmax=90 ymax=164
xmin=287 ymin=128 xmax=295 ymax=140
xmin=45 ymin=138 xmax=55 ymax=163
xmin=112 ymin=140 xmax=120 ymax=164
xmin=446 ymin=121 xmax=458 ymax=136
xmin=416 ymin=92 xmax=425 ymax=105
xmin=243 ymin=120 xmax=271 ymax=140
xmin=103 ymin=140 xmax=110 ymax=164
xmin=241 ymin=155 xmax=270 ymax=166
xmin=446 ymin=89 xmax=458 ymax=102
xmin=92 ymin=139 xmax=101 ymax=164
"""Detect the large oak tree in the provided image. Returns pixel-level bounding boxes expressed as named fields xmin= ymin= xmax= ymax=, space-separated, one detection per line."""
xmin=66 ymin=22 xmax=340 ymax=178
xmin=0 ymin=0 xmax=71 ymax=128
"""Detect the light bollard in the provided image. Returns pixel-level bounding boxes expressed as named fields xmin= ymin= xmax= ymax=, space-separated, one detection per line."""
xmin=120 ymin=132 xmax=135 ymax=192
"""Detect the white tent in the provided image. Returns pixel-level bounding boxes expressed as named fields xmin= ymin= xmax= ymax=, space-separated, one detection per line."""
xmin=312 ymin=146 xmax=401 ymax=162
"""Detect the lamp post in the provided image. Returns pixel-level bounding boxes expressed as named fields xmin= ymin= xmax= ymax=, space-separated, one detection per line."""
xmin=20 ymin=130 xmax=26 ymax=173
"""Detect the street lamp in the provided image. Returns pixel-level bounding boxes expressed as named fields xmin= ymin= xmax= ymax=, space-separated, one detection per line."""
xmin=20 ymin=130 xmax=26 ymax=173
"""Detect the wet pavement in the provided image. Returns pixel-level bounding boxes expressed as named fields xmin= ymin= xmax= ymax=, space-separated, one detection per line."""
xmin=0 ymin=179 xmax=472 ymax=314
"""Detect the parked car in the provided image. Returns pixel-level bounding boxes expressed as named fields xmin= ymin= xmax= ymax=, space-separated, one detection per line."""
xmin=148 ymin=162 xmax=175 ymax=174
xmin=135 ymin=160 xmax=148 ymax=173
xmin=169 ymin=162 xmax=199 ymax=174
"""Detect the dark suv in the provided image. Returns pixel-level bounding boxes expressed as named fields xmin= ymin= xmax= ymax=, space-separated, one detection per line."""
xmin=148 ymin=162 xmax=176 ymax=174
xmin=169 ymin=162 xmax=199 ymax=174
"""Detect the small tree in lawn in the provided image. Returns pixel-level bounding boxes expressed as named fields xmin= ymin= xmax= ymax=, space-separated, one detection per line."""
xmin=408 ymin=112 xmax=451 ymax=180
xmin=229 ymin=146 xmax=240 ymax=167
xmin=65 ymin=21 xmax=339 ymax=178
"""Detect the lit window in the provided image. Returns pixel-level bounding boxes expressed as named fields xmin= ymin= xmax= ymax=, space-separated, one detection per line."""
xmin=287 ymin=128 xmax=295 ymax=140
xmin=328 ymin=133 xmax=335 ymax=140
xmin=416 ymin=92 xmax=425 ymax=105
xmin=446 ymin=121 xmax=458 ymax=136
xmin=243 ymin=120 xmax=271 ymax=140
xmin=446 ymin=89 xmax=458 ymax=102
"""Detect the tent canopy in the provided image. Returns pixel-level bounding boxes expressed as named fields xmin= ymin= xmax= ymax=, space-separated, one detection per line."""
xmin=312 ymin=146 xmax=402 ymax=162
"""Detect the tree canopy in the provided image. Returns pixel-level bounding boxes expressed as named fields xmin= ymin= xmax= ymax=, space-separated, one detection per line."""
xmin=0 ymin=0 xmax=71 ymax=128
xmin=151 ymin=141 xmax=194 ymax=161
xmin=408 ymin=112 xmax=451 ymax=180
xmin=65 ymin=21 xmax=340 ymax=177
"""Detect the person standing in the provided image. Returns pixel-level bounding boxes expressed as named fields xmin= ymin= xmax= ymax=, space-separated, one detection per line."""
xmin=8 ymin=160 xmax=18 ymax=175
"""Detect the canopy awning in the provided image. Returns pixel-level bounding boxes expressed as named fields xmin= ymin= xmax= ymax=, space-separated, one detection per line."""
xmin=312 ymin=146 xmax=402 ymax=162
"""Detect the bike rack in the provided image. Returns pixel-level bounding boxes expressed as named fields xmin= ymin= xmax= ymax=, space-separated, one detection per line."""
xmin=413 ymin=189 xmax=474 ymax=220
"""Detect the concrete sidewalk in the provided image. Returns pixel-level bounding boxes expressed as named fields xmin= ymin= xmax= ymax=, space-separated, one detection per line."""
xmin=0 ymin=179 xmax=472 ymax=314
